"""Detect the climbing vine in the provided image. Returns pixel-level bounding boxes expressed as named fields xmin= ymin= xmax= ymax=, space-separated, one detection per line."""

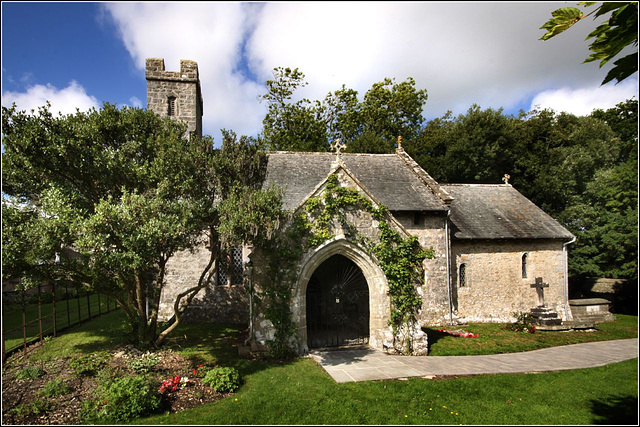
xmin=258 ymin=172 xmax=433 ymax=357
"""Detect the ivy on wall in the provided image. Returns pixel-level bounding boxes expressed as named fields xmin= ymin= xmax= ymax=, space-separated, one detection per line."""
xmin=257 ymin=171 xmax=433 ymax=357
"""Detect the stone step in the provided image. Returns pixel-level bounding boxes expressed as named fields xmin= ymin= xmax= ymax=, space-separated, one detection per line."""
xmin=535 ymin=320 xmax=598 ymax=331
xmin=529 ymin=307 xmax=562 ymax=326
xmin=531 ymin=312 xmax=560 ymax=319
xmin=533 ymin=317 xmax=562 ymax=326
xmin=530 ymin=307 xmax=556 ymax=316
xmin=531 ymin=311 xmax=560 ymax=318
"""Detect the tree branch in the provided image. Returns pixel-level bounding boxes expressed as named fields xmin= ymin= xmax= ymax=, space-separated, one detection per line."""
xmin=154 ymin=239 xmax=218 ymax=347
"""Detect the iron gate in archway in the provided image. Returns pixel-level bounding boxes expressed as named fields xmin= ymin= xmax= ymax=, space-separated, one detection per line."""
xmin=306 ymin=254 xmax=370 ymax=348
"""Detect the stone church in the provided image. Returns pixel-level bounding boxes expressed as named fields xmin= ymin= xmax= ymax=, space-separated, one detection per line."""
xmin=146 ymin=58 xmax=575 ymax=354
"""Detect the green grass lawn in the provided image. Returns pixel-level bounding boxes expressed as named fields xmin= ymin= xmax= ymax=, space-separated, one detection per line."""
xmin=424 ymin=314 xmax=638 ymax=356
xmin=139 ymin=358 xmax=637 ymax=425
xmin=15 ymin=310 xmax=639 ymax=425
xmin=2 ymin=294 xmax=116 ymax=353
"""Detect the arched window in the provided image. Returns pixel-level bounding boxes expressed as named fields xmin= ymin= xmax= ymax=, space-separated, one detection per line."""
xmin=522 ymin=253 xmax=528 ymax=279
xmin=167 ymin=96 xmax=177 ymax=116
xmin=459 ymin=263 xmax=467 ymax=287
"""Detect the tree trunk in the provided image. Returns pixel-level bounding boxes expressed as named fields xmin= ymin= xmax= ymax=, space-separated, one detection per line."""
xmin=154 ymin=232 xmax=219 ymax=347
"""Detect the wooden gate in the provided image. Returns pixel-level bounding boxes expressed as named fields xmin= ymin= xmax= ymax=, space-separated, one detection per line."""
xmin=306 ymin=254 xmax=369 ymax=349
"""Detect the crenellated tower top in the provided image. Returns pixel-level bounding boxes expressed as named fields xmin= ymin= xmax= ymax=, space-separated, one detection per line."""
xmin=145 ymin=58 xmax=203 ymax=138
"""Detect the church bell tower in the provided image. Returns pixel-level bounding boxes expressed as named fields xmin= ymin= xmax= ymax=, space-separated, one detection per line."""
xmin=145 ymin=58 xmax=203 ymax=138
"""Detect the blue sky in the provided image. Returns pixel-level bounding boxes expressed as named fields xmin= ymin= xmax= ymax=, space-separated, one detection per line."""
xmin=2 ymin=3 xmax=145 ymax=109
xmin=2 ymin=2 xmax=638 ymax=145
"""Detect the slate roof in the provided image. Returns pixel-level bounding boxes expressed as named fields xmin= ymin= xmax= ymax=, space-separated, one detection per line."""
xmin=262 ymin=151 xmax=573 ymax=241
xmin=263 ymin=152 xmax=448 ymax=212
xmin=441 ymin=184 xmax=574 ymax=240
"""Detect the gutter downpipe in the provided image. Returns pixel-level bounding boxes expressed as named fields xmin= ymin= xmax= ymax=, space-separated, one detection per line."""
xmin=244 ymin=259 xmax=254 ymax=346
xmin=563 ymin=236 xmax=576 ymax=321
xmin=445 ymin=210 xmax=453 ymax=325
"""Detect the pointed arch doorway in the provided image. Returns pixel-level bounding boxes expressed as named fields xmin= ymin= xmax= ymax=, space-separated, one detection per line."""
xmin=306 ymin=254 xmax=370 ymax=349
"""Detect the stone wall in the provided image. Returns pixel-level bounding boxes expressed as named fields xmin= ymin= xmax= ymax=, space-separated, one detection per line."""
xmin=145 ymin=58 xmax=203 ymax=138
xmin=249 ymin=166 xmax=432 ymax=354
xmin=450 ymin=239 xmax=569 ymax=323
xmin=392 ymin=212 xmax=451 ymax=325
xmin=159 ymin=241 xmax=248 ymax=325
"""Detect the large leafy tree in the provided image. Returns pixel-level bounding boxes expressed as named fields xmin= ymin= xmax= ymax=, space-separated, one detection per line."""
xmin=259 ymin=67 xmax=328 ymax=152
xmin=408 ymin=100 xmax=637 ymax=281
xmin=2 ymin=103 xmax=282 ymax=347
xmin=259 ymin=67 xmax=428 ymax=153
xmin=540 ymin=2 xmax=638 ymax=84
xmin=563 ymin=99 xmax=638 ymax=279
xmin=407 ymin=105 xmax=521 ymax=184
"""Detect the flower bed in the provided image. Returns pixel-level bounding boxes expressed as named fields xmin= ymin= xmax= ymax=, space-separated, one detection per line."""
xmin=437 ymin=328 xmax=480 ymax=338
xmin=1 ymin=346 xmax=231 ymax=425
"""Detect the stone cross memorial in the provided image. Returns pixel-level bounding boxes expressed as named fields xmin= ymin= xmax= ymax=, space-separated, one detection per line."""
xmin=530 ymin=277 xmax=549 ymax=307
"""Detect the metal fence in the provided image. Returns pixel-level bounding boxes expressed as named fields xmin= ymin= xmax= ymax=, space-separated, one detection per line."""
xmin=2 ymin=283 xmax=118 ymax=365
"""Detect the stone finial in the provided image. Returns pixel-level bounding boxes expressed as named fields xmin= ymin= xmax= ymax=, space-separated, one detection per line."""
xmin=331 ymin=139 xmax=347 ymax=156
xmin=397 ymin=136 xmax=403 ymax=150
xmin=502 ymin=174 xmax=511 ymax=185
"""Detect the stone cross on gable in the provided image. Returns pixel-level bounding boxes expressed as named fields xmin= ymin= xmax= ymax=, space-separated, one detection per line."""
xmin=502 ymin=174 xmax=511 ymax=185
xmin=530 ymin=276 xmax=549 ymax=307
xmin=331 ymin=139 xmax=347 ymax=157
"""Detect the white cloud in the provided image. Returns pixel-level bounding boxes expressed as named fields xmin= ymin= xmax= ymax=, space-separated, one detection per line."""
xmin=103 ymin=2 xmax=265 ymax=143
xmin=129 ymin=96 xmax=143 ymax=108
xmin=2 ymin=81 xmax=99 ymax=115
xmin=529 ymin=79 xmax=639 ymax=115
xmin=102 ymin=2 xmax=637 ymax=140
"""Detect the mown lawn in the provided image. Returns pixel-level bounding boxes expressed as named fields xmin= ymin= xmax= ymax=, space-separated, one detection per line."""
xmin=424 ymin=314 xmax=638 ymax=356
xmin=2 ymin=293 xmax=116 ymax=353
xmin=139 ymin=358 xmax=637 ymax=425
xmin=13 ymin=310 xmax=639 ymax=425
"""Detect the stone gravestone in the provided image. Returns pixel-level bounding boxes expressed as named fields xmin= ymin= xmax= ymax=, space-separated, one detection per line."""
xmin=529 ymin=277 xmax=561 ymax=326
xmin=530 ymin=277 xmax=548 ymax=307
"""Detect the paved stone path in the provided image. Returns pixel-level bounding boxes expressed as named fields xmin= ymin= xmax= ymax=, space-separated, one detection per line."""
xmin=309 ymin=338 xmax=638 ymax=383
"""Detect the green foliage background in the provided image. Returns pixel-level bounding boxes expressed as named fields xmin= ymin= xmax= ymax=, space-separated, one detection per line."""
xmin=259 ymin=68 xmax=638 ymax=282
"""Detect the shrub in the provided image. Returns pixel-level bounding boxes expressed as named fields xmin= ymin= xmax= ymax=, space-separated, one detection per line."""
xmin=79 ymin=375 xmax=161 ymax=424
xmin=15 ymin=366 xmax=46 ymax=380
xmin=504 ymin=312 xmax=537 ymax=333
xmin=11 ymin=398 xmax=51 ymax=417
xmin=69 ymin=352 xmax=108 ymax=377
xmin=95 ymin=366 xmax=121 ymax=385
xmin=191 ymin=364 xmax=212 ymax=378
xmin=40 ymin=378 xmax=71 ymax=397
xmin=128 ymin=352 xmax=160 ymax=374
xmin=201 ymin=366 xmax=241 ymax=393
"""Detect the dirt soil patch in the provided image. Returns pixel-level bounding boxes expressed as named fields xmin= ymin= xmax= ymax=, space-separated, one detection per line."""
xmin=2 ymin=344 xmax=229 ymax=425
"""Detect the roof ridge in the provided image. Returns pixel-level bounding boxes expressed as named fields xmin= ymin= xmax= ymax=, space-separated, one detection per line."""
xmin=268 ymin=151 xmax=396 ymax=156
xmin=394 ymin=149 xmax=453 ymax=206
xmin=442 ymin=183 xmax=511 ymax=187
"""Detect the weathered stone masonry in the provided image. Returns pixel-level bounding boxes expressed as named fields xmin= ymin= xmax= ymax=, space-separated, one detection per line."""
xmin=146 ymin=58 xmax=203 ymax=138
xmin=147 ymin=58 xmax=576 ymax=355
xmin=451 ymin=239 xmax=568 ymax=323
